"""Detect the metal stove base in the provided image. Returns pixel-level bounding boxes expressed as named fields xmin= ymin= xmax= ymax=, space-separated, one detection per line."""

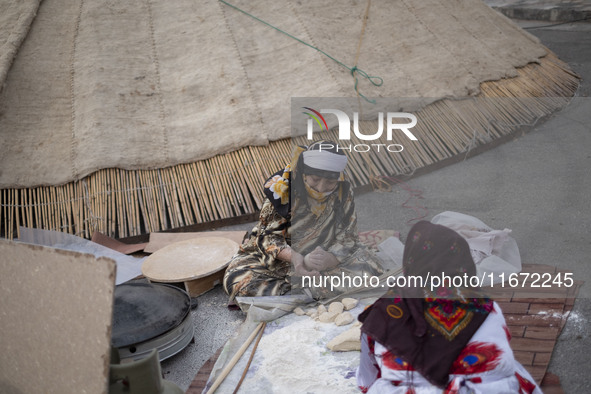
xmin=117 ymin=309 xmax=194 ymax=363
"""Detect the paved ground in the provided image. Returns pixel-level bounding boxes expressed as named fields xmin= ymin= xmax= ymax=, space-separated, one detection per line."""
xmin=161 ymin=14 xmax=591 ymax=394
xmin=486 ymin=0 xmax=591 ymax=22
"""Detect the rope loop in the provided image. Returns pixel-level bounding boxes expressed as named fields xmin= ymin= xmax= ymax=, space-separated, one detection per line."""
xmin=351 ymin=66 xmax=383 ymax=87
xmin=351 ymin=66 xmax=382 ymax=104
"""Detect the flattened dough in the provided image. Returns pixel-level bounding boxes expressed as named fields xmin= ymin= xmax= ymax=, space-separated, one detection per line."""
xmin=142 ymin=237 xmax=238 ymax=282
xmin=326 ymin=324 xmax=361 ymax=352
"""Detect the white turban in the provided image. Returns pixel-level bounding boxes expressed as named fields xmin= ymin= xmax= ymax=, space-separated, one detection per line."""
xmin=302 ymin=149 xmax=347 ymax=173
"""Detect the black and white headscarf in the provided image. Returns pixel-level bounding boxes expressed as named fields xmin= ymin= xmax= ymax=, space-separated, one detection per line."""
xmin=262 ymin=140 xmax=348 ymax=218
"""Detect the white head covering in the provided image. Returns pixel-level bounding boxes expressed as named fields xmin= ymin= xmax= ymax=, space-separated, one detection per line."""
xmin=301 ymin=141 xmax=347 ymax=174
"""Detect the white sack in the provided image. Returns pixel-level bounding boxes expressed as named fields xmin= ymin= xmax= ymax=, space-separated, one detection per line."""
xmin=431 ymin=211 xmax=521 ymax=285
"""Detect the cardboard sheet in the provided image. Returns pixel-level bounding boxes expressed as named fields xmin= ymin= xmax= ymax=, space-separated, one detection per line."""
xmin=91 ymin=231 xmax=147 ymax=255
xmin=0 ymin=239 xmax=116 ymax=394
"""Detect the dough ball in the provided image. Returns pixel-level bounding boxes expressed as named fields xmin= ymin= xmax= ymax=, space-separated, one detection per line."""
xmin=318 ymin=311 xmax=339 ymax=323
xmin=293 ymin=307 xmax=306 ymax=316
xmin=328 ymin=302 xmax=344 ymax=314
xmin=335 ymin=312 xmax=354 ymax=326
xmin=342 ymin=298 xmax=359 ymax=311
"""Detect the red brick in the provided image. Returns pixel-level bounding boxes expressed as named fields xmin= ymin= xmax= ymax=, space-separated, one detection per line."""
xmin=508 ymin=325 xmax=526 ymax=338
xmin=481 ymin=287 xmax=514 ymax=299
xmin=524 ymin=326 xmax=559 ymax=340
xmin=505 ymin=314 xmax=562 ymax=328
xmin=539 ymin=373 xmax=565 ymax=394
xmin=511 ymin=286 xmax=568 ymax=295
xmin=565 ymin=297 xmax=576 ymax=306
xmin=521 ymin=264 xmax=556 ymax=273
xmin=510 ymin=337 xmax=555 ymax=353
xmin=541 ymin=372 xmax=561 ymax=386
xmin=513 ymin=350 xmax=535 ymax=365
xmin=523 ymin=365 xmax=549 ymax=384
xmin=511 ymin=296 xmax=567 ymax=304
xmin=497 ymin=301 xmax=530 ymax=314
xmin=528 ymin=303 xmax=564 ymax=316
xmin=533 ymin=352 xmax=552 ymax=366
xmin=511 ymin=286 xmax=569 ymax=296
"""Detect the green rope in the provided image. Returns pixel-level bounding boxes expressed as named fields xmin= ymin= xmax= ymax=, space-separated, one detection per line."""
xmin=219 ymin=0 xmax=383 ymax=103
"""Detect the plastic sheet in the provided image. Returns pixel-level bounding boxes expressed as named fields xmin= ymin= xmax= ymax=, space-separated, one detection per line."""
xmin=17 ymin=227 xmax=143 ymax=284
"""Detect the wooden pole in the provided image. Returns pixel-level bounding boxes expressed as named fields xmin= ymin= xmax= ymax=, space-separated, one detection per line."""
xmin=206 ymin=322 xmax=265 ymax=394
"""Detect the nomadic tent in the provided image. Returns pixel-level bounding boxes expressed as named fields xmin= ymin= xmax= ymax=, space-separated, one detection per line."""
xmin=0 ymin=0 xmax=579 ymax=239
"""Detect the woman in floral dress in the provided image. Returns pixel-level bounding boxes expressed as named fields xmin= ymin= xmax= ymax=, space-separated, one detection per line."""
xmin=356 ymin=221 xmax=541 ymax=393
xmin=223 ymin=140 xmax=384 ymax=301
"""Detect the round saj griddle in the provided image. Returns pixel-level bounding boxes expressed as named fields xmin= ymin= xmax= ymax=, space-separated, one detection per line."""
xmin=111 ymin=281 xmax=194 ymax=362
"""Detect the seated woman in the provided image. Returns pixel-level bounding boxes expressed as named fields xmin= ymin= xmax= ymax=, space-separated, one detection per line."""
xmin=357 ymin=221 xmax=541 ymax=393
xmin=223 ymin=140 xmax=384 ymax=301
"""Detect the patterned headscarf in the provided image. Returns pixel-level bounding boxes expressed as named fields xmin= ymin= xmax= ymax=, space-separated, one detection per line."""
xmin=358 ymin=221 xmax=492 ymax=388
xmin=403 ymin=220 xmax=476 ymax=279
xmin=263 ymin=140 xmax=348 ymax=218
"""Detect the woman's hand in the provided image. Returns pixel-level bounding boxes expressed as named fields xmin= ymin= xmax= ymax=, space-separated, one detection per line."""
xmin=304 ymin=246 xmax=340 ymax=272
xmin=292 ymin=251 xmax=320 ymax=277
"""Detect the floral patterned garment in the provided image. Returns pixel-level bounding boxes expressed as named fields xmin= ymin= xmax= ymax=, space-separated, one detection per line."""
xmin=356 ymin=302 xmax=542 ymax=394
xmin=222 ymin=198 xmax=290 ymax=299
xmin=223 ymin=167 xmax=384 ymax=300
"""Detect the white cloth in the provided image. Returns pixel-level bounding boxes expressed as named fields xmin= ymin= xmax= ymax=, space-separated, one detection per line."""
xmin=302 ymin=149 xmax=348 ymax=173
xmin=431 ymin=212 xmax=522 ymax=285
